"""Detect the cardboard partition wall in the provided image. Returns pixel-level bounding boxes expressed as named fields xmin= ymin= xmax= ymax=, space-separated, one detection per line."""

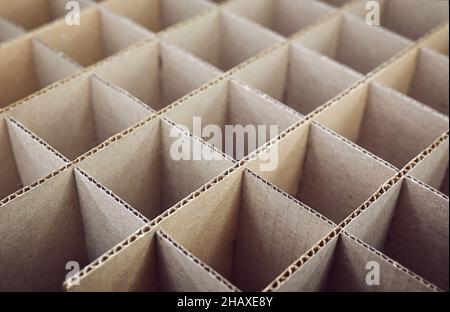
xmin=162 ymin=9 xmax=284 ymax=71
xmin=293 ymin=12 xmax=412 ymax=74
xmin=0 ymin=17 xmax=25 ymax=43
xmin=248 ymin=122 xmax=397 ymax=224
xmin=223 ymin=0 xmax=335 ymax=37
xmin=314 ymin=81 xmax=449 ymax=170
xmin=373 ymin=47 xmax=449 ymax=115
xmin=419 ymin=23 xmax=449 ymax=56
xmin=345 ymin=176 xmax=449 ymax=291
xmin=103 ymin=0 xmax=214 ymax=33
xmin=8 ymin=74 xmax=153 ymax=160
xmin=92 ymin=40 xmax=221 ymax=110
xmin=35 ymin=7 xmax=152 ymax=67
xmin=165 ymin=78 xmax=302 ymax=160
xmin=76 ymin=116 xmax=234 ymax=219
xmin=232 ymin=42 xmax=362 ymax=115
xmin=0 ymin=38 xmax=81 ymax=108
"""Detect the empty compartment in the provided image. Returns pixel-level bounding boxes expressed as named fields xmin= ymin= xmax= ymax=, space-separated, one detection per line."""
xmin=0 ymin=167 xmax=147 ymax=291
xmin=162 ymin=10 xmax=284 ymax=71
xmin=165 ymin=78 xmax=301 ymax=160
xmin=247 ymin=122 xmax=396 ymax=224
xmin=346 ymin=0 xmax=449 ymax=40
xmin=9 ymin=74 xmax=153 ymax=160
xmin=104 ymin=0 xmax=214 ymax=32
xmin=374 ymin=47 xmax=449 ymax=115
xmin=294 ymin=12 xmax=411 ymax=74
xmin=233 ymin=42 xmax=362 ymax=115
xmin=224 ymin=0 xmax=335 ymax=37
xmin=317 ymin=0 xmax=352 ymax=7
xmin=345 ymin=176 xmax=449 ymax=291
xmin=0 ymin=0 xmax=93 ymax=30
xmin=36 ymin=8 xmax=152 ymax=67
xmin=76 ymin=117 xmax=234 ymax=220
xmin=0 ymin=16 xmax=24 ymax=43
xmin=420 ymin=24 xmax=449 ymax=56
xmin=0 ymin=38 xmax=81 ymax=109
xmin=0 ymin=115 xmax=70 ymax=199
xmin=273 ymin=233 xmax=438 ymax=292
xmin=93 ymin=40 xmax=221 ymax=110
xmin=159 ymin=169 xmax=336 ymax=291
xmin=315 ymin=82 xmax=449 ymax=169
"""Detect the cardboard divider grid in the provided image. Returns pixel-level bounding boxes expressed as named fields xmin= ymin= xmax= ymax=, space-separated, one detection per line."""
xmin=0 ymin=0 xmax=448 ymax=292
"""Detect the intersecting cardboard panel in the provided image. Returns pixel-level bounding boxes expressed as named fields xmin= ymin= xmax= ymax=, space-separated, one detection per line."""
xmin=103 ymin=0 xmax=214 ymax=32
xmin=233 ymin=42 xmax=362 ymax=115
xmin=0 ymin=16 xmax=24 ymax=43
xmin=36 ymin=7 xmax=152 ymax=67
xmin=0 ymin=0 xmax=94 ymax=31
xmin=224 ymin=0 xmax=335 ymax=37
xmin=419 ymin=23 xmax=449 ymax=56
xmin=162 ymin=9 xmax=284 ymax=71
xmin=315 ymin=81 xmax=449 ymax=169
xmin=93 ymin=40 xmax=221 ymax=110
xmin=0 ymin=38 xmax=81 ymax=108
xmin=248 ymin=122 xmax=396 ymax=224
xmin=345 ymin=0 xmax=449 ymax=40
xmin=159 ymin=169 xmax=335 ymax=291
xmin=273 ymin=232 xmax=437 ymax=292
xmin=293 ymin=12 xmax=411 ymax=74
xmin=165 ymin=78 xmax=301 ymax=160
xmin=9 ymin=74 xmax=152 ymax=160
xmin=345 ymin=176 xmax=449 ymax=291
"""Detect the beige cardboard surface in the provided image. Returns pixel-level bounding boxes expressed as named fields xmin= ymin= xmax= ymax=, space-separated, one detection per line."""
xmin=0 ymin=17 xmax=24 ymax=43
xmin=420 ymin=23 xmax=449 ymax=56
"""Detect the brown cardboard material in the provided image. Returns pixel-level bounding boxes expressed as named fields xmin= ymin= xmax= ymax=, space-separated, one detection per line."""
xmin=315 ymin=81 xmax=449 ymax=169
xmin=345 ymin=176 xmax=449 ymax=290
xmin=165 ymin=78 xmax=301 ymax=160
xmin=0 ymin=17 xmax=25 ymax=43
xmin=77 ymin=117 xmax=234 ymax=219
xmin=224 ymin=0 xmax=335 ymax=37
xmin=10 ymin=74 xmax=153 ymax=160
xmin=0 ymin=38 xmax=81 ymax=108
xmin=93 ymin=40 xmax=221 ymax=110
xmin=419 ymin=23 xmax=449 ymax=56
xmin=162 ymin=9 xmax=285 ymax=71
xmin=160 ymin=169 xmax=335 ymax=291
xmin=103 ymin=0 xmax=214 ymax=32
xmin=36 ymin=7 xmax=152 ymax=67
xmin=293 ymin=12 xmax=412 ymax=74
xmin=233 ymin=42 xmax=362 ymax=115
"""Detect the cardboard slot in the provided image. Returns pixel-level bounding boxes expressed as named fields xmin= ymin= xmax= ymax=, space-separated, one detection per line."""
xmin=0 ymin=16 xmax=25 ymax=43
xmin=165 ymin=78 xmax=301 ymax=160
xmin=0 ymin=0 xmax=94 ymax=30
xmin=162 ymin=10 xmax=284 ymax=71
xmin=159 ymin=169 xmax=335 ymax=291
xmin=345 ymin=176 xmax=449 ymax=291
xmin=224 ymin=0 xmax=335 ymax=37
xmin=103 ymin=0 xmax=214 ymax=32
xmin=247 ymin=122 xmax=396 ymax=224
xmin=274 ymin=233 xmax=436 ymax=291
xmin=36 ymin=8 xmax=152 ymax=67
xmin=0 ymin=38 xmax=82 ymax=109
xmin=345 ymin=0 xmax=449 ymax=40
xmin=93 ymin=40 xmax=221 ymax=110
xmin=0 ymin=115 xmax=69 ymax=199
xmin=9 ymin=74 xmax=153 ymax=160
xmin=232 ymin=43 xmax=362 ymax=115
xmin=315 ymin=82 xmax=449 ymax=169
xmin=0 ymin=167 xmax=147 ymax=291
xmin=77 ymin=117 xmax=234 ymax=220
xmin=294 ymin=13 xmax=411 ymax=74
xmin=156 ymin=230 xmax=239 ymax=292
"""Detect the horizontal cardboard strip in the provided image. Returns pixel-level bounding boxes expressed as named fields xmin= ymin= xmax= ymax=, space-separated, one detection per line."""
xmin=103 ymin=0 xmax=214 ymax=32
xmin=10 ymin=74 xmax=153 ymax=160
xmin=224 ymin=0 xmax=335 ymax=37
xmin=159 ymin=169 xmax=335 ymax=291
xmin=156 ymin=230 xmax=238 ymax=292
xmin=346 ymin=176 xmax=449 ymax=291
xmin=6 ymin=116 xmax=69 ymax=186
xmin=93 ymin=40 xmax=221 ymax=110
xmin=162 ymin=10 xmax=284 ymax=71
